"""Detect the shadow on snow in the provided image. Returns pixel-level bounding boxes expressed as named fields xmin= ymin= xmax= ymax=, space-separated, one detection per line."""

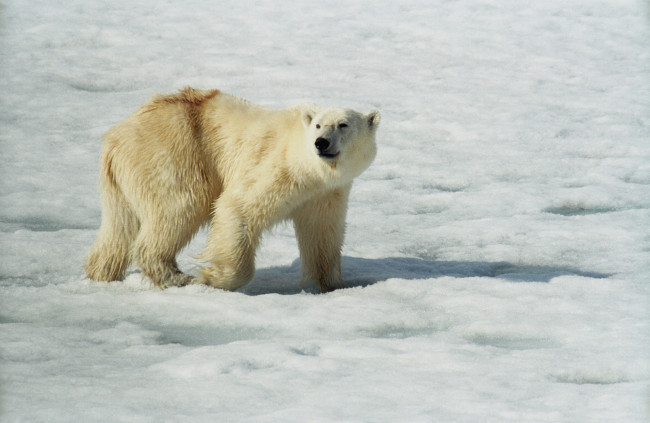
xmin=240 ymin=256 xmax=611 ymax=296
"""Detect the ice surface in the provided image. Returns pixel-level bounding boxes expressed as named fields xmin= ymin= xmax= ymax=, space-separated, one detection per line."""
xmin=1 ymin=0 xmax=649 ymax=422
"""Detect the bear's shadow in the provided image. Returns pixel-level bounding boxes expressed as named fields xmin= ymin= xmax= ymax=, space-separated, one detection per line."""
xmin=239 ymin=256 xmax=611 ymax=296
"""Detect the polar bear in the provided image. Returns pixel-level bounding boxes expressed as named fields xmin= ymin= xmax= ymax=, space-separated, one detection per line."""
xmin=84 ymin=87 xmax=380 ymax=293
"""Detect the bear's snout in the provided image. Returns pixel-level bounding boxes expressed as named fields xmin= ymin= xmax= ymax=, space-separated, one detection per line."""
xmin=315 ymin=137 xmax=330 ymax=151
xmin=315 ymin=137 xmax=339 ymax=158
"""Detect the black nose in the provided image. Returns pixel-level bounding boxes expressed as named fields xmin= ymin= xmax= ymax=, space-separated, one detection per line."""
xmin=315 ymin=137 xmax=330 ymax=151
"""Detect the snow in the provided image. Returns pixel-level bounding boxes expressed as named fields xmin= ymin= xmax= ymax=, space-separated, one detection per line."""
xmin=1 ymin=0 xmax=648 ymax=421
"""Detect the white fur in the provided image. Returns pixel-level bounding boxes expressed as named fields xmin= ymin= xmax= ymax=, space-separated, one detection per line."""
xmin=85 ymin=87 xmax=380 ymax=293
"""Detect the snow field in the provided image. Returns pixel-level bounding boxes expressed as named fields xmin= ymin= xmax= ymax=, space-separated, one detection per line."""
xmin=1 ymin=0 xmax=649 ymax=422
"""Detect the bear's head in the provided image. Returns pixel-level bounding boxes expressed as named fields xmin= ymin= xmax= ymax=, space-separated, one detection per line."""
xmin=301 ymin=106 xmax=380 ymax=181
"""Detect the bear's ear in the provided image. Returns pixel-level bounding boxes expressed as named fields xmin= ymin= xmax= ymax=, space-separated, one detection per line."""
xmin=301 ymin=106 xmax=318 ymax=128
xmin=366 ymin=110 xmax=381 ymax=128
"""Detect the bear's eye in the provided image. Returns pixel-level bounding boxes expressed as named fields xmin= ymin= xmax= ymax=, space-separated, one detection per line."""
xmin=315 ymin=124 xmax=321 ymax=129
xmin=338 ymin=123 xmax=348 ymax=129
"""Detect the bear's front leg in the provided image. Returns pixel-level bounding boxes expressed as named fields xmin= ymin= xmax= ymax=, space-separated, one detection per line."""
xmin=197 ymin=196 xmax=260 ymax=291
xmin=292 ymin=184 xmax=352 ymax=293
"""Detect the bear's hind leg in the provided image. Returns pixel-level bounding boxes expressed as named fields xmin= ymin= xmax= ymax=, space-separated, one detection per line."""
xmin=85 ymin=183 xmax=139 ymax=282
xmin=130 ymin=211 xmax=202 ymax=289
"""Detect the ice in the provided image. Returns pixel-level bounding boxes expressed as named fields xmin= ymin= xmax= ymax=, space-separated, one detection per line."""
xmin=1 ymin=0 xmax=649 ymax=422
